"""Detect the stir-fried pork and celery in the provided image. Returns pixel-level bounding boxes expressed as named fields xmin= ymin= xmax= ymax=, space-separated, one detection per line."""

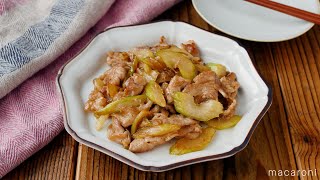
xmin=85 ymin=37 xmax=241 ymax=155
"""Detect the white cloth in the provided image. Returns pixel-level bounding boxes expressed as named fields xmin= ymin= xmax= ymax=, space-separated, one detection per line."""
xmin=0 ymin=0 xmax=115 ymax=98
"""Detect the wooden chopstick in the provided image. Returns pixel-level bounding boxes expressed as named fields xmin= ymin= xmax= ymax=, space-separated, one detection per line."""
xmin=245 ymin=0 xmax=320 ymax=25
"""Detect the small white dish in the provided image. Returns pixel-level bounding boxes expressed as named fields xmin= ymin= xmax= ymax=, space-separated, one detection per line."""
xmin=57 ymin=21 xmax=272 ymax=172
xmin=192 ymin=0 xmax=320 ymax=42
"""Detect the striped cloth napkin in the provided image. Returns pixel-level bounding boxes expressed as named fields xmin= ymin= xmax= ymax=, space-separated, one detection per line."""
xmin=0 ymin=0 xmax=180 ymax=177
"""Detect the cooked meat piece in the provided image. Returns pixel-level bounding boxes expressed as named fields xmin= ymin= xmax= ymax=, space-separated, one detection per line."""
xmin=112 ymin=107 xmax=139 ymax=127
xmin=151 ymin=113 xmax=167 ymax=120
xmin=138 ymin=100 xmax=153 ymax=111
xmin=151 ymin=114 xmax=197 ymax=126
xmin=161 ymin=82 xmax=169 ymax=99
xmin=225 ymin=99 xmax=237 ymax=117
xmin=165 ymin=104 xmax=176 ymax=114
xmin=107 ymin=117 xmax=131 ymax=148
xmin=150 ymin=105 xmax=161 ymax=114
xmin=102 ymin=66 xmax=127 ymax=86
xmin=145 ymin=70 xmax=160 ymax=82
xmin=159 ymin=36 xmax=167 ymax=45
xmin=113 ymin=91 xmax=127 ymax=101
xmin=156 ymin=68 xmax=175 ymax=83
xmin=193 ymin=71 xmax=220 ymax=85
xmin=165 ymin=75 xmax=190 ymax=103
xmin=129 ymin=123 xmax=203 ymax=153
xmin=181 ymin=40 xmax=200 ymax=57
xmin=150 ymin=105 xmax=170 ymax=117
xmin=106 ymin=52 xmax=131 ymax=68
xmin=158 ymin=36 xmax=170 ymax=48
xmin=217 ymin=99 xmax=237 ymax=121
xmin=160 ymin=109 xmax=170 ymax=117
xmin=183 ymin=82 xmax=219 ymax=103
xmin=151 ymin=36 xmax=170 ymax=52
xmin=84 ymin=90 xmax=107 ymax=112
xmin=139 ymin=118 xmax=152 ymax=128
xmin=123 ymin=74 xmax=147 ymax=96
xmin=129 ymin=133 xmax=177 ymax=153
xmin=183 ymin=71 xmax=221 ymax=103
xmin=220 ymin=72 xmax=240 ymax=99
xmin=175 ymin=123 xmax=202 ymax=139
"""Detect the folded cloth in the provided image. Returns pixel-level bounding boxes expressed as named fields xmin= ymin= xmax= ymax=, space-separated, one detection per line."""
xmin=0 ymin=0 xmax=180 ymax=177
xmin=0 ymin=0 xmax=115 ymax=98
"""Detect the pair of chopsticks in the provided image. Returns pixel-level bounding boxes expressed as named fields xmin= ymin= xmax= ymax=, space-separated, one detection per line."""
xmin=245 ymin=0 xmax=320 ymax=25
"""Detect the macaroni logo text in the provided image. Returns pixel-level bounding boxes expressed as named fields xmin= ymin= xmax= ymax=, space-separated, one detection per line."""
xmin=268 ymin=169 xmax=317 ymax=177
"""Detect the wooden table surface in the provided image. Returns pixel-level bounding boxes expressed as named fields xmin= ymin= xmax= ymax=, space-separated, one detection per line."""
xmin=3 ymin=1 xmax=320 ymax=179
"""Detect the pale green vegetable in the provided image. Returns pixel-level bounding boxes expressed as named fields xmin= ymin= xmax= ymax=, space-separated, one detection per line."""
xmin=139 ymin=57 xmax=166 ymax=70
xmin=133 ymin=49 xmax=166 ymax=70
xmin=95 ymin=115 xmax=109 ymax=131
xmin=177 ymin=58 xmax=197 ymax=80
xmin=131 ymin=110 xmax=150 ymax=134
xmin=133 ymin=124 xmax=181 ymax=139
xmin=164 ymin=46 xmax=193 ymax=58
xmin=142 ymin=70 xmax=159 ymax=82
xmin=156 ymin=50 xmax=196 ymax=80
xmin=95 ymin=95 xmax=147 ymax=116
xmin=93 ymin=78 xmax=104 ymax=91
xmin=143 ymin=63 xmax=152 ymax=74
xmin=132 ymin=48 xmax=154 ymax=60
xmin=206 ymin=63 xmax=227 ymax=78
xmin=170 ymin=127 xmax=216 ymax=155
xmin=206 ymin=115 xmax=242 ymax=130
xmin=173 ymin=92 xmax=223 ymax=121
xmin=129 ymin=57 xmax=139 ymax=75
xmin=140 ymin=63 xmax=159 ymax=82
xmin=107 ymin=83 xmax=119 ymax=98
xmin=195 ymin=64 xmax=211 ymax=72
xmin=145 ymin=81 xmax=166 ymax=107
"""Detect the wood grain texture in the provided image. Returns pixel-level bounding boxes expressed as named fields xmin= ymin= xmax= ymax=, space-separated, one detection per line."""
xmin=271 ymin=27 xmax=320 ymax=180
xmin=2 ymin=131 xmax=78 ymax=180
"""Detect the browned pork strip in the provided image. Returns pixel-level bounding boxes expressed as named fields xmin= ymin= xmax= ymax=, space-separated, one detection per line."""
xmin=183 ymin=71 xmax=221 ymax=103
xmin=112 ymin=107 xmax=139 ymax=127
xmin=123 ymin=74 xmax=147 ymax=96
xmin=106 ymin=52 xmax=130 ymax=68
xmin=150 ymin=114 xmax=197 ymax=126
xmin=165 ymin=75 xmax=190 ymax=103
xmin=183 ymin=82 xmax=219 ymax=103
xmin=84 ymin=91 xmax=107 ymax=112
xmin=112 ymin=91 xmax=126 ymax=101
xmin=193 ymin=71 xmax=220 ymax=86
xmin=129 ymin=133 xmax=176 ymax=153
xmin=220 ymin=72 xmax=240 ymax=99
xmin=156 ymin=68 xmax=175 ymax=83
xmin=215 ymin=99 xmax=237 ymax=121
xmin=138 ymin=100 xmax=153 ymax=111
xmin=181 ymin=40 xmax=200 ymax=57
xmin=107 ymin=117 xmax=131 ymax=148
xmin=175 ymin=123 xmax=202 ymax=139
xmin=129 ymin=123 xmax=202 ymax=153
xmin=102 ymin=66 xmax=127 ymax=86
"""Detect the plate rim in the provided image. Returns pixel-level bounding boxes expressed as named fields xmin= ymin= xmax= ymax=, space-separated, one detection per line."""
xmin=191 ymin=0 xmax=318 ymax=42
xmin=56 ymin=20 xmax=273 ymax=172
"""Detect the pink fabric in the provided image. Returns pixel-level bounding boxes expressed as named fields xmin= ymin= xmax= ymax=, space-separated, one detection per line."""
xmin=0 ymin=0 xmax=27 ymax=14
xmin=0 ymin=0 xmax=180 ymax=177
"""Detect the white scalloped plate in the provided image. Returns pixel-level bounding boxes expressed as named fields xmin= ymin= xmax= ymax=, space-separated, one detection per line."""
xmin=192 ymin=0 xmax=320 ymax=42
xmin=57 ymin=21 xmax=272 ymax=172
